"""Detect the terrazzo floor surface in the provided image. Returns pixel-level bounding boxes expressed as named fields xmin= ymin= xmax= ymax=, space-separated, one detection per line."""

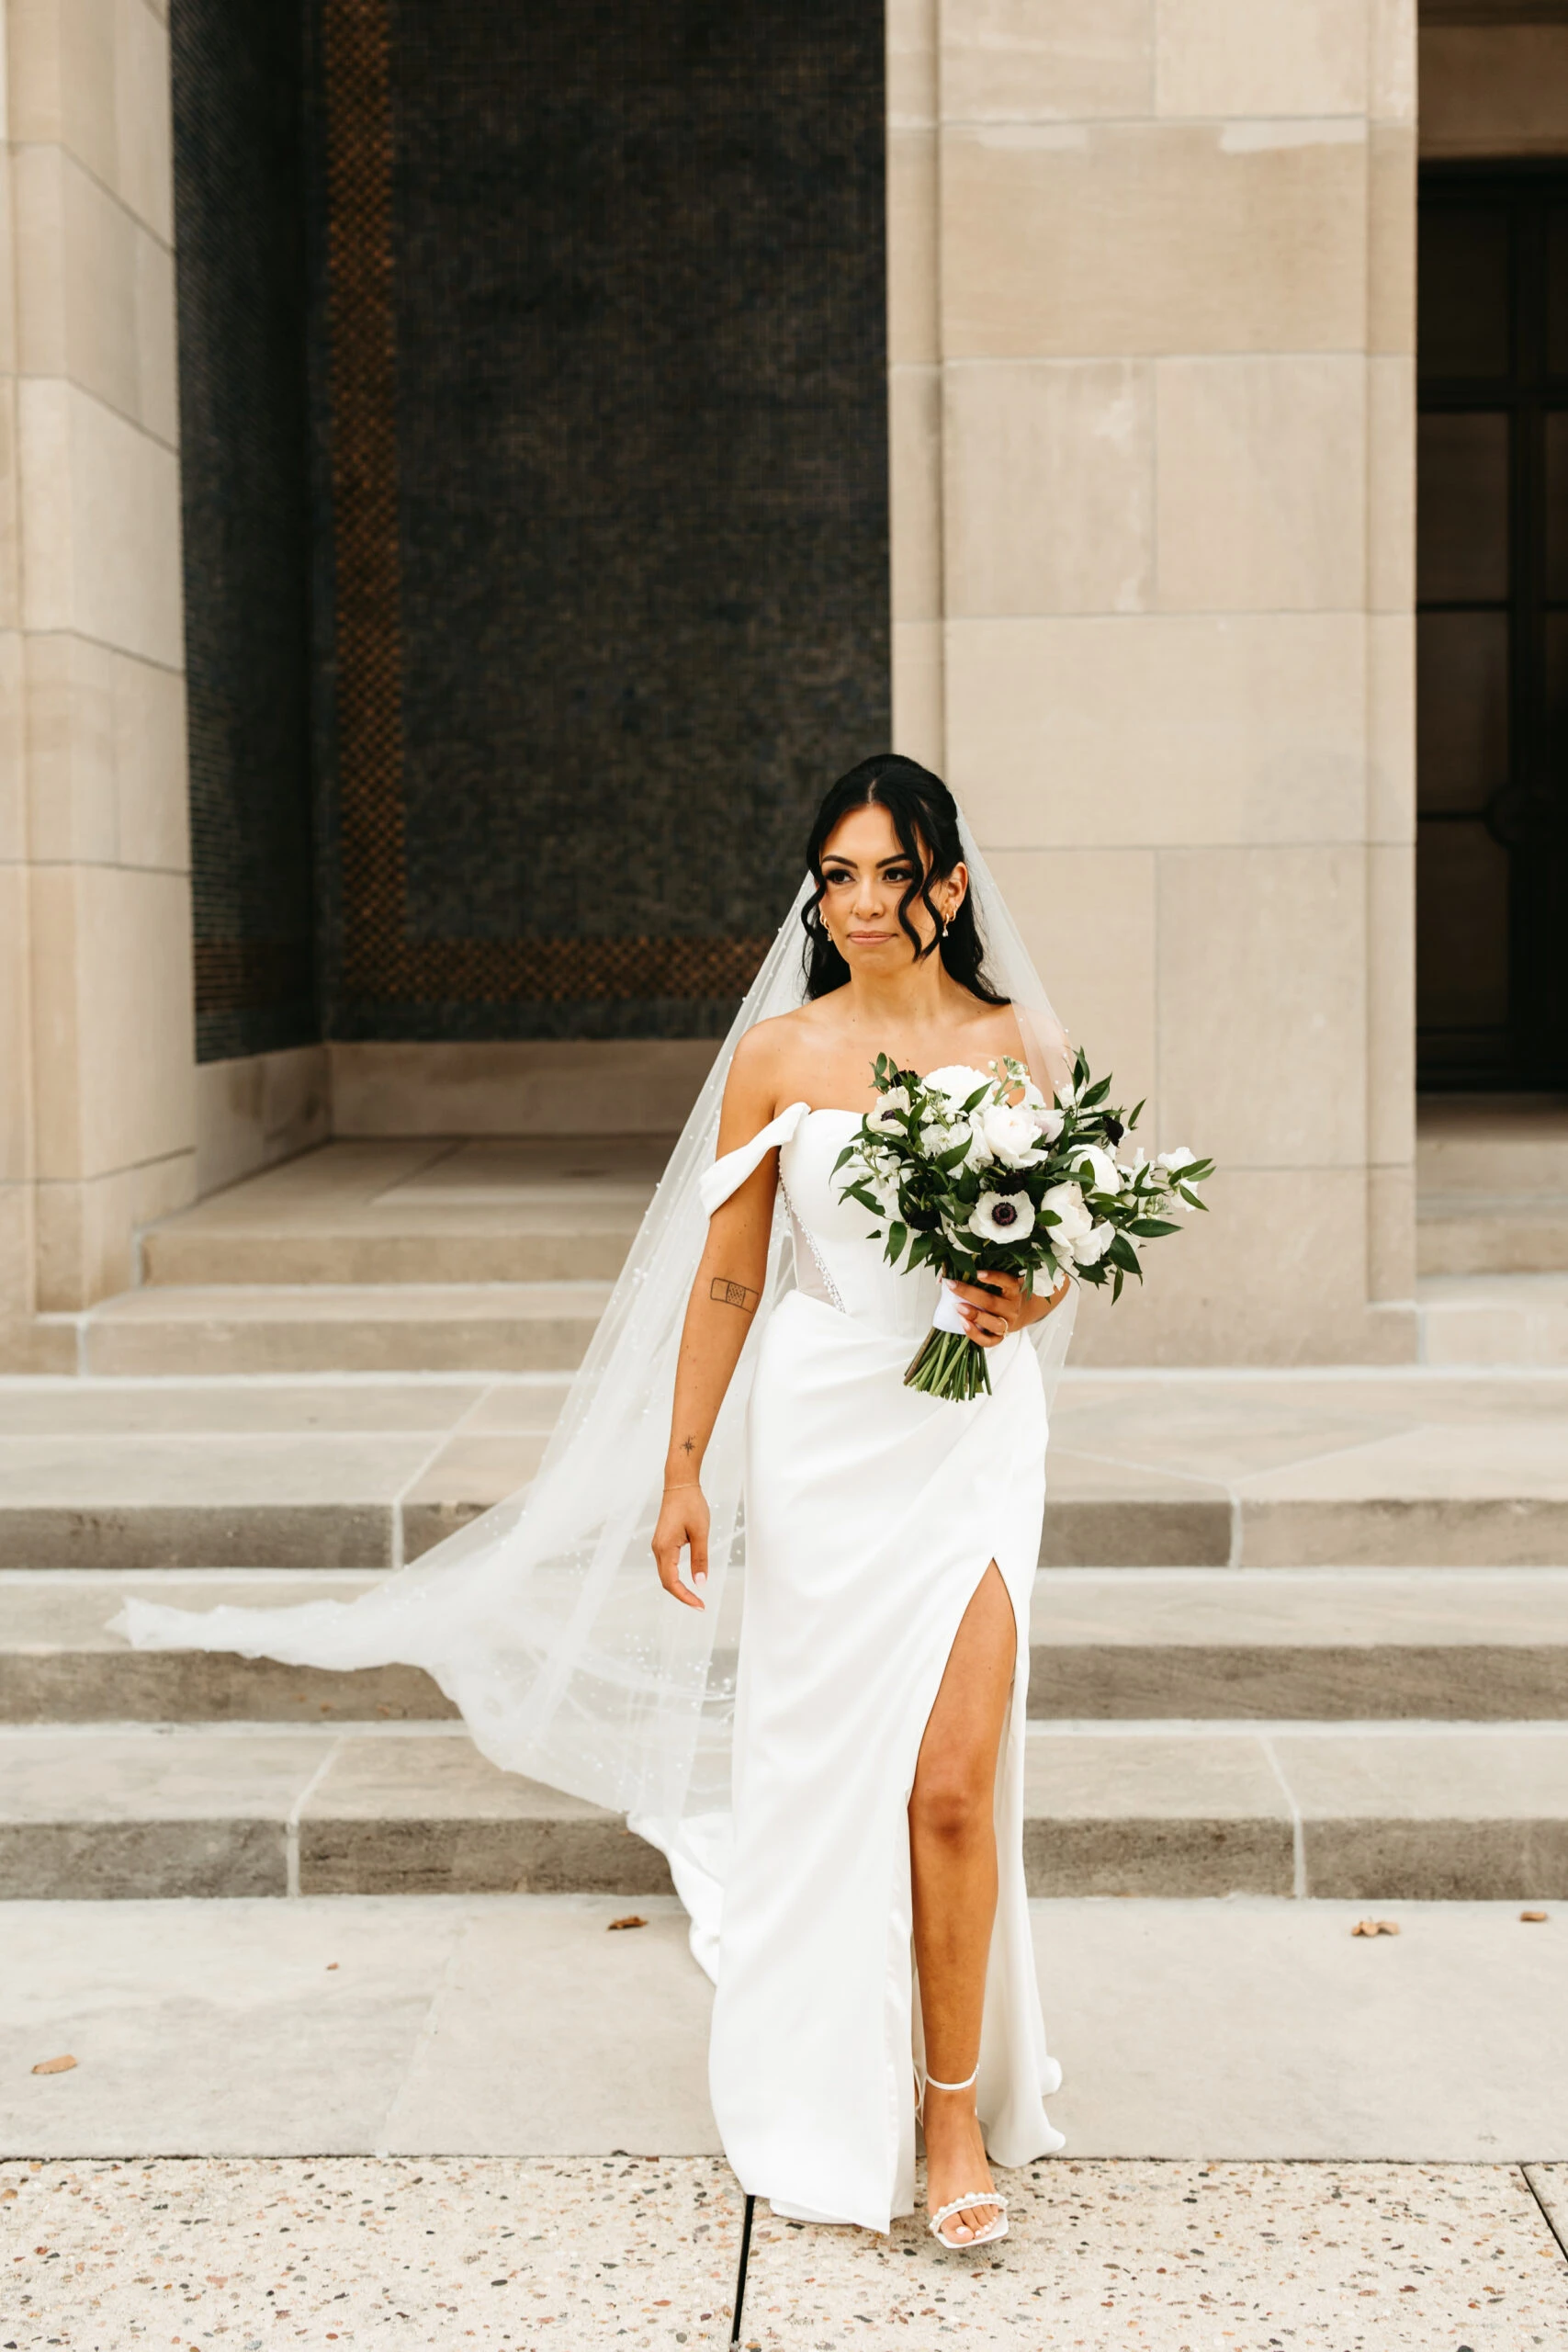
xmin=3 ymin=2155 xmax=1565 ymax=2350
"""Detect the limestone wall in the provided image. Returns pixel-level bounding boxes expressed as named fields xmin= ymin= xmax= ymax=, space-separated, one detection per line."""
xmin=889 ymin=0 xmax=1419 ymax=1363
xmin=1 ymin=0 xmax=1425 ymax=1369
xmin=1 ymin=0 xmax=196 ymax=1354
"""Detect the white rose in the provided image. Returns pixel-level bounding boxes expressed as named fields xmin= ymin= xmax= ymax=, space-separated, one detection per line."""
xmin=1070 ymin=1220 xmax=1115 ymax=1267
xmin=1041 ymin=1181 xmax=1092 ymax=1252
xmin=964 ymin=1114 xmax=997 ymax=1167
xmin=921 ymin=1064 xmax=992 ymax=1112
xmin=974 ymin=1100 xmax=1048 ymax=1169
xmin=1033 ymin=1103 xmax=1066 ymax=1146
xmin=968 ymin=1190 xmax=1036 ymax=1244
xmin=1072 ymin=1143 xmax=1122 ymax=1198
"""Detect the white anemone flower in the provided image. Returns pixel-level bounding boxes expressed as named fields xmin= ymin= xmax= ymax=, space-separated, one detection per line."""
xmin=868 ymin=1086 xmax=913 ymax=1135
xmin=968 ymin=1190 xmax=1035 ymax=1244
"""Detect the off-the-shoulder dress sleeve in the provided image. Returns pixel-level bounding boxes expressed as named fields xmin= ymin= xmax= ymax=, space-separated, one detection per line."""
xmin=698 ymin=1101 xmax=811 ymax=1216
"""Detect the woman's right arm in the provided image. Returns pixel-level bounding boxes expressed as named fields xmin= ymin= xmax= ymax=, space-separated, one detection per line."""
xmin=650 ymin=1031 xmax=784 ymax=1611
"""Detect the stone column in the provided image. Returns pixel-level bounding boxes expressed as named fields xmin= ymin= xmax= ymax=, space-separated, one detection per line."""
xmin=888 ymin=0 xmax=1417 ymax=1364
xmin=1 ymin=0 xmax=195 ymax=1362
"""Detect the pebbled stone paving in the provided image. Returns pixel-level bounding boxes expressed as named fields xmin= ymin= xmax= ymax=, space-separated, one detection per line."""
xmin=741 ymin=2160 xmax=1568 ymax=2347
xmin=3 ymin=2157 xmax=1565 ymax=2351
xmin=0 ymin=2156 xmax=742 ymax=2347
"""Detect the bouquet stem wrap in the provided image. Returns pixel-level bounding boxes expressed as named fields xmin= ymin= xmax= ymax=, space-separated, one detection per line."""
xmin=905 ymin=1282 xmax=991 ymax=1400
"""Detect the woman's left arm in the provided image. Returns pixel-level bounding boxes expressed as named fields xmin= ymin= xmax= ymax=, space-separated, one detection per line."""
xmin=947 ymin=1267 xmax=1070 ymax=1348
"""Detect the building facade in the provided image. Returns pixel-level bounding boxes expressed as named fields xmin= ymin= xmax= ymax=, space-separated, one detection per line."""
xmin=2 ymin=0 xmax=1564 ymax=1371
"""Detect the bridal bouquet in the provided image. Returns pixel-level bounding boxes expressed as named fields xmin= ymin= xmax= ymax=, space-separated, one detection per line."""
xmin=835 ymin=1052 xmax=1213 ymax=1402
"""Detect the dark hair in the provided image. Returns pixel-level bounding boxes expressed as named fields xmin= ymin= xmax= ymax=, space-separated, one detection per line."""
xmin=800 ymin=754 xmax=1010 ymax=1005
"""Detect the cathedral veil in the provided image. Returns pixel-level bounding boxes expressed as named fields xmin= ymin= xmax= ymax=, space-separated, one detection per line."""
xmin=115 ymin=812 xmax=1077 ymax=1973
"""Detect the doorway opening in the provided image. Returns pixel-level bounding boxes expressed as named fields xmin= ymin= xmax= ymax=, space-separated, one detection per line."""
xmin=1417 ymin=164 xmax=1568 ymax=1090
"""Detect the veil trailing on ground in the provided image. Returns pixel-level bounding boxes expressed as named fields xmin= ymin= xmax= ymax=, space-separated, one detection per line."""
xmin=116 ymin=814 xmax=1077 ymax=1973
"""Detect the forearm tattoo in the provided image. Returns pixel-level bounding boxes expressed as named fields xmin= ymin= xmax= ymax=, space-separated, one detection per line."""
xmin=710 ymin=1274 xmax=761 ymax=1314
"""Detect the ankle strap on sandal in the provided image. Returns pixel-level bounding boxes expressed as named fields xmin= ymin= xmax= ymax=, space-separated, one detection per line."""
xmin=921 ymin=2064 xmax=978 ymax=2093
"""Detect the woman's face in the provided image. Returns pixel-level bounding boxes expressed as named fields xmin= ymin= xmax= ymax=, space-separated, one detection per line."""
xmin=818 ymin=804 xmax=966 ymax=973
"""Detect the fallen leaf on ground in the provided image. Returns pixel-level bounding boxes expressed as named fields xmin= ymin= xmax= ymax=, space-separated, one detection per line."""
xmin=607 ymin=1915 xmax=648 ymax=1931
xmin=326 ymin=1962 xmax=339 ymax=1970
xmin=1351 ymin=1919 xmax=1400 ymax=1937
xmin=31 ymin=2054 xmax=76 ymax=2075
xmin=1520 ymin=1909 xmax=1548 ymax=1923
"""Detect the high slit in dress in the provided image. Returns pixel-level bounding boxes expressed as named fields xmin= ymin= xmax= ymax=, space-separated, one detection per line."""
xmin=699 ymin=1102 xmax=1064 ymax=2233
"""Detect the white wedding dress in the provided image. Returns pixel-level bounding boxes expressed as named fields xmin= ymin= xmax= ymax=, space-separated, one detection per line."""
xmin=116 ymin=814 xmax=1075 ymax=2233
xmin=703 ymin=1101 xmax=1063 ymax=2229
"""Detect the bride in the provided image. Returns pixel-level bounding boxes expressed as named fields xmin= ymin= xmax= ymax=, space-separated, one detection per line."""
xmin=118 ymin=754 xmax=1077 ymax=2250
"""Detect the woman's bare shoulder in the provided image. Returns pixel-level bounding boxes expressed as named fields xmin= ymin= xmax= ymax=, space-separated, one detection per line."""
xmin=716 ymin=1009 xmax=830 ymax=1155
xmin=728 ymin=1004 xmax=829 ymax=1078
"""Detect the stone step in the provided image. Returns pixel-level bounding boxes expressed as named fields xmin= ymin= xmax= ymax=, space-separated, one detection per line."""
xmin=8 ymin=1568 xmax=1568 ymax=1724
xmin=0 ymin=1574 xmax=457 ymax=1723
xmin=0 ymin=1374 xmax=568 ymax=1567
xmin=62 ymin=1284 xmax=614 ymax=1377
xmin=1417 ymin=1274 xmax=1568 ymax=1366
xmin=138 ymin=1136 xmax=666 ymax=1289
xmin=1 ymin=1721 xmax=1562 ymax=1902
xmin=1416 ymin=1094 xmax=1568 ymax=1197
xmin=1031 ymin=1567 xmax=1568 ymax=1720
xmin=1417 ymin=1194 xmax=1568 ymax=1276
xmin=4 ymin=1367 xmax=1568 ymax=1569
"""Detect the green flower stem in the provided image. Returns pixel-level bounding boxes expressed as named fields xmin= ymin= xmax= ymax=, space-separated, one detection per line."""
xmin=903 ymin=1325 xmax=993 ymax=1402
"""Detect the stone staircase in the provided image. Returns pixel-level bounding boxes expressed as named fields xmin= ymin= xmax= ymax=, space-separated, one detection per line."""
xmin=1416 ymin=1094 xmax=1568 ymax=1364
xmin=42 ymin=1138 xmax=654 ymax=1375
xmin=2 ymin=1130 xmax=1566 ymax=1906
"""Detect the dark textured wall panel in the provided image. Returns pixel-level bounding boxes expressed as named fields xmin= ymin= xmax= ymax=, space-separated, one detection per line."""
xmin=315 ymin=0 xmax=889 ymax=1039
xmin=173 ymin=0 xmax=316 ymax=1061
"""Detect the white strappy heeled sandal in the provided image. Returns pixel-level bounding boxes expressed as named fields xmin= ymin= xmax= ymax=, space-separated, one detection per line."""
xmin=915 ymin=2063 xmax=1009 ymax=2250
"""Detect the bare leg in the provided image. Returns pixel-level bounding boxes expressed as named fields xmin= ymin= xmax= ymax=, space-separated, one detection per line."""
xmin=908 ymin=1560 xmax=1016 ymax=2245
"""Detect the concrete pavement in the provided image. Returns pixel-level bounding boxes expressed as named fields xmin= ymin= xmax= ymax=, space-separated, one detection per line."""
xmin=4 ymin=1894 xmax=1566 ymax=2164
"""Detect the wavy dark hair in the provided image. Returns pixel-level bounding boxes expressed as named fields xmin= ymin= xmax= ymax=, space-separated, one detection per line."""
xmin=800 ymin=754 xmax=1010 ymax=1004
